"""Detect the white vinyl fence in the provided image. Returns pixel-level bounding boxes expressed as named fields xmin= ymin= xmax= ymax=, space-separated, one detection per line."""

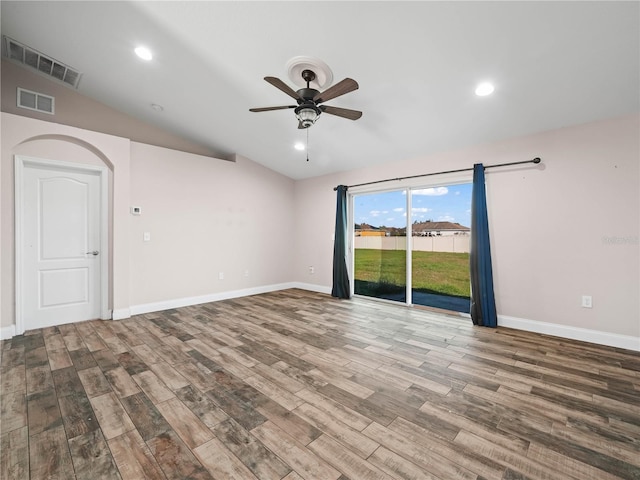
xmin=354 ymin=235 xmax=470 ymax=253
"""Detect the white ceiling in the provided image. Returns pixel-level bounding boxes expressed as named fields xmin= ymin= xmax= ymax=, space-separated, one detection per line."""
xmin=2 ymin=1 xmax=638 ymax=180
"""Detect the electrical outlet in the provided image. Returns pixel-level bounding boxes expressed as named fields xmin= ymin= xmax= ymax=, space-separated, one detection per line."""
xmin=581 ymin=295 xmax=592 ymax=308
xmin=143 ymin=232 xmax=151 ymax=242
xmin=218 ymin=272 xmax=224 ymax=280
xmin=309 ymin=266 xmax=315 ymax=274
xmin=244 ymin=270 xmax=249 ymax=277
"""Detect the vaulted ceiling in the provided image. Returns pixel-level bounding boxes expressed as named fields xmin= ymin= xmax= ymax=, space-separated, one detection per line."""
xmin=2 ymin=1 xmax=638 ymax=179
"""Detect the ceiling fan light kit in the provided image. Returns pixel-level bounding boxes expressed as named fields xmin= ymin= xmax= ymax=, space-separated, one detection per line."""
xmin=295 ymin=104 xmax=321 ymax=128
xmin=250 ymin=60 xmax=362 ymax=130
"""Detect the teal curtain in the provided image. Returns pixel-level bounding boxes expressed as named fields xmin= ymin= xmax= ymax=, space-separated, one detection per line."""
xmin=331 ymin=185 xmax=350 ymax=299
xmin=470 ymin=164 xmax=497 ymax=327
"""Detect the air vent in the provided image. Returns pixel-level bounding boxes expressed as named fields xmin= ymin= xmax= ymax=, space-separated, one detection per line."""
xmin=17 ymin=88 xmax=55 ymax=115
xmin=2 ymin=36 xmax=82 ymax=89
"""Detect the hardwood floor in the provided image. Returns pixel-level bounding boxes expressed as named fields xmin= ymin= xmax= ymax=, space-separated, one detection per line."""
xmin=2 ymin=289 xmax=639 ymax=479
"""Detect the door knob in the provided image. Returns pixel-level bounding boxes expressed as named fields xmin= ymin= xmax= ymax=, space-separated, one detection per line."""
xmin=86 ymin=251 xmax=99 ymax=256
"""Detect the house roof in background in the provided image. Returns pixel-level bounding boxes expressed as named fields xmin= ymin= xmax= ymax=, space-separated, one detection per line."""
xmin=1 ymin=1 xmax=638 ymax=180
xmin=414 ymin=221 xmax=470 ymax=231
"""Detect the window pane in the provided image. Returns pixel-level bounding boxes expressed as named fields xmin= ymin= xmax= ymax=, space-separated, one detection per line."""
xmin=410 ymin=183 xmax=472 ymax=312
xmin=354 ymin=190 xmax=406 ymax=303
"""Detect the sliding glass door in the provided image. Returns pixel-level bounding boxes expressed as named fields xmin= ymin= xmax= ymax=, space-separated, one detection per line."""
xmin=410 ymin=184 xmax=471 ymax=312
xmin=352 ymin=183 xmax=471 ymax=313
xmin=353 ymin=190 xmax=406 ymax=303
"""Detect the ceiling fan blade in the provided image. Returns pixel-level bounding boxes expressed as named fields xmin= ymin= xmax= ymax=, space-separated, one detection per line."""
xmin=320 ymin=105 xmax=363 ymax=120
xmin=313 ymin=78 xmax=359 ymax=104
xmin=249 ymin=105 xmax=296 ymax=112
xmin=264 ymin=76 xmax=302 ymax=101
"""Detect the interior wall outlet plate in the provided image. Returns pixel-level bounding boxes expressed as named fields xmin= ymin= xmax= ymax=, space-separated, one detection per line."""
xmin=581 ymin=295 xmax=592 ymax=308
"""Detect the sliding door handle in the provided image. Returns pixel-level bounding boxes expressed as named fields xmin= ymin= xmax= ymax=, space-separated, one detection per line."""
xmin=85 ymin=251 xmax=99 ymax=256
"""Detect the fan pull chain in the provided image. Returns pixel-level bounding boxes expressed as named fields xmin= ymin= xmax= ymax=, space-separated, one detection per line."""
xmin=306 ymin=127 xmax=309 ymax=162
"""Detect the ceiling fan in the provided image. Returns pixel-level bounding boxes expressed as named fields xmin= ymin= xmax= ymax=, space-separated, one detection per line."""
xmin=250 ymin=69 xmax=362 ymax=129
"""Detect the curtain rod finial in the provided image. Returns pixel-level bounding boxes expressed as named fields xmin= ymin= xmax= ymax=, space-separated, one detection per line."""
xmin=533 ymin=157 xmax=541 ymax=164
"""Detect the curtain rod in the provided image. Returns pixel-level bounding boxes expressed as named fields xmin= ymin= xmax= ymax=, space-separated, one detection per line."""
xmin=333 ymin=157 xmax=541 ymax=191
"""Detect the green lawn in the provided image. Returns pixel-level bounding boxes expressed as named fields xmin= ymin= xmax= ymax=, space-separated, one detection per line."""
xmin=354 ymin=249 xmax=470 ymax=298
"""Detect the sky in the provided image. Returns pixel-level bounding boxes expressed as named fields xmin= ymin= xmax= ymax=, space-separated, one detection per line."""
xmin=354 ymin=183 xmax=472 ymax=229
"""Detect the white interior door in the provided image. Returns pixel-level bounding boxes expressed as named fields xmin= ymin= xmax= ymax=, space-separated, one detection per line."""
xmin=18 ymin=157 xmax=106 ymax=331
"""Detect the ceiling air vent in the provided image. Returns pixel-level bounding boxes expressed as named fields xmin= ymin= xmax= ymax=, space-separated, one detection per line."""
xmin=2 ymin=36 xmax=82 ymax=89
xmin=17 ymin=88 xmax=55 ymax=115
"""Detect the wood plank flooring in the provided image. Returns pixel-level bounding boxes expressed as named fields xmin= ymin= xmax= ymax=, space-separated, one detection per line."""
xmin=2 ymin=289 xmax=639 ymax=479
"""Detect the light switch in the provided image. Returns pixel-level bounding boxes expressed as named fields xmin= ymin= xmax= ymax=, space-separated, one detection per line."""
xmin=143 ymin=232 xmax=151 ymax=242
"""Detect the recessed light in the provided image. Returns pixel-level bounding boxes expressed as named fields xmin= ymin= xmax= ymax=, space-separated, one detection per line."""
xmin=135 ymin=46 xmax=153 ymax=61
xmin=294 ymin=142 xmax=305 ymax=151
xmin=475 ymin=82 xmax=495 ymax=96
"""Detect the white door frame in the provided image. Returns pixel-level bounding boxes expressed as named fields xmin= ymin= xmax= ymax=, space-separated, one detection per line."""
xmin=15 ymin=155 xmax=110 ymax=334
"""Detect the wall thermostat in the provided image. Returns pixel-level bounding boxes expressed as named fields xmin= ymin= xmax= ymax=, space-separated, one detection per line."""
xmin=131 ymin=206 xmax=142 ymax=215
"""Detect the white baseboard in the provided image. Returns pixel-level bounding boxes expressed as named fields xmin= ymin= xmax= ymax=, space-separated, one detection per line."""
xmin=499 ymin=314 xmax=640 ymax=352
xmin=125 ymin=282 xmax=331 ymax=318
xmin=129 ymin=282 xmax=297 ymax=316
xmin=1 ymin=325 xmax=16 ymax=341
xmin=292 ymin=282 xmax=332 ymax=295
xmin=112 ymin=308 xmax=131 ymax=321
